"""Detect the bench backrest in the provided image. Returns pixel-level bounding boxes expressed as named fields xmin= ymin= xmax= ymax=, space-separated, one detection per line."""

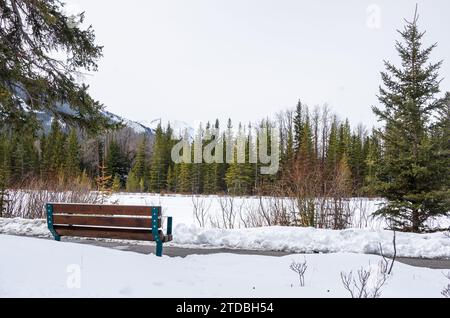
xmin=46 ymin=203 xmax=163 ymax=241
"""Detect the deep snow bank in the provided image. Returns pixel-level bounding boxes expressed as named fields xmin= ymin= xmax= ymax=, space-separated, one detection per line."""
xmin=174 ymin=224 xmax=450 ymax=258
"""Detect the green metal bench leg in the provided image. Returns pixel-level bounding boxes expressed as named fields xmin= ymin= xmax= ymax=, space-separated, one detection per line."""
xmin=152 ymin=207 xmax=163 ymax=257
xmin=46 ymin=204 xmax=60 ymax=241
xmin=156 ymin=241 xmax=163 ymax=257
xmin=167 ymin=216 xmax=173 ymax=235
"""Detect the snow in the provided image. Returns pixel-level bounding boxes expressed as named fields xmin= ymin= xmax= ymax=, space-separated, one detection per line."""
xmin=0 ymin=218 xmax=50 ymax=238
xmin=0 ymin=234 xmax=446 ymax=297
xmin=1 ymin=192 xmax=449 ymax=260
xmin=142 ymin=119 xmax=195 ymax=138
xmin=174 ymin=224 xmax=450 ymax=259
xmin=106 ymin=193 xmax=391 ymax=230
xmin=2 ymin=216 xmax=450 ymax=259
xmin=103 ymin=111 xmax=153 ymax=135
xmin=1 ymin=192 xmax=449 ymax=297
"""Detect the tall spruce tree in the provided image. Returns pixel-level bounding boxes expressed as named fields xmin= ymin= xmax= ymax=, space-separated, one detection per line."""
xmin=65 ymin=129 xmax=81 ymax=180
xmin=293 ymin=99 xmax=304 ymax=152
xmin=202 ymin=122 xmax=216 ymax=194
xmin=326 ymin=116 xmax=339 ymax=176
xmin=42 ymin=119 xmax=66 ymax=179
xmin=191 ymin=124 xmax=204 ymax=194
xmin=348 ymin=126 xmax=367 ymax=192
xmin=372 ymin=8 xmax=450 ymax=232
xmin=0 ymin=134 xmax=10 ymax=217
xmin=149 ymin=124 xmax=168 ymax=192
xmin=128 ymin=137 xmax=149 ymax=192
xmin=0 ymin=0 xmax=112 ymax=132
xmin=126 ymin=170 xmax=140 ymax=193
xmin=225 ymin=123 xmax=253 ymax=195
xmin=105 ymin=139 xmax=129 ymax=187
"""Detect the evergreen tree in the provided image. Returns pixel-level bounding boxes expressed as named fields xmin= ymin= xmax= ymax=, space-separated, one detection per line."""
xmin=202 ymin=122 xmax=216 ymax=194
xmin=105 ymin=139 xmax=129 ymax=187
xmin=10 ymin=132 xmax=37 ymax=181
xmin=126 ymin=170 xmax=140 ymax=193
xmin=65 ymin=129 xmax=81 ymax=180
xmin=285 ymin=114 xmax=295 ymax=167
xmin=326 ymin=117 xmax=339 ymax=176
xmin=149 ymin=124 xmax=168 ymax=192
xmin=372 ymin=8 xmax=450 ymax=231
xmin=129 ymin=137 xmax=149 ymax=192
xmin=202 ymin=119 xmax=222 ymax=194
xmin=293 ymin=100 xmax=304 ymax=152
xmin=166 ymin=165 xmax=176 ymax=192
xmin=111 ymin=174 xmax=121 ymax=192
xmin=177 ymin=162 xmax=192 ymax=193
xmin=0 ymin=134 xmax=10 ymax=217
xmin=348 ymin=127 xmax=366 ymax=192
xmin=191 ymin=124 xmax=204 ymax=194
xmin=43 ymin=119 xmax=66 ymax=178
xmin=225 ymin=123 xmax=253 ymax=195
xmin=298 ymin=112 xmax=313 ymax=163
xmin=0 ymin=0 xmax=112 ymax=132
xmin=363 ymin=132 xmax=382 ymax=195
xmin=337 ymin=119 xmax=351 ymax=159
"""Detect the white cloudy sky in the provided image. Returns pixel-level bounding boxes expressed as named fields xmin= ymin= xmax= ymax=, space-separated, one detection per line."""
xmin=65 ymin=0 xmax=450 ymax=129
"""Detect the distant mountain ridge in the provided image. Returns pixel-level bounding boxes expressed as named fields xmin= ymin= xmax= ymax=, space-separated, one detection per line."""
xmin=34 ymin=108 xmax=155 ymax=136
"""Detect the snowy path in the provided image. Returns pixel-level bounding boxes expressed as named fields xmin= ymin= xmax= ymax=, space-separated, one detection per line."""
xmin=3 ymin=234 xmax=450 ymax=270
xmin=44 ymin=236 xmax=450 ymax=269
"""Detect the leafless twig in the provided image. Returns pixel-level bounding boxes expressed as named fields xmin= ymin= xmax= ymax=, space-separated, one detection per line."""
xmin=341 ymin=261 xmax=388 ymax=298
xmin=442 ymin=272 xmax=450 ymax=298
xmin=378 ymin=230 xmax=397 ymax=275
xmin=192 ymin=195 xmax=211 ymax=227
xmin=290 ymin=259 xmax=308 ymax=287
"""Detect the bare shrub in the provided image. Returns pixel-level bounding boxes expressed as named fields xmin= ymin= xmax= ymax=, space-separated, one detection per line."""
xmin=350 ymin=198 xmax=371 ymax=229
xmin=239 ymin=201 xmax=265 ymax=228
xmin=210 ymin=195 xmax=244 ymax=229
xmin=0 ymin=188 xmax=9 ymax=218
xmin=192 ymin=195 xmax=211 ymax=227
xmin=341 ymin=261 xmax=388 ymax=298
xmin=310 ymin=197 xmax=353 ymax=230
xmin=5 ymin=177 xmax=103 ymax=219
xmin=378 ymin=230 xmax=397 ymax=275
xmin=290 ymin=259 xmax=308 ymax=287
xmin=442 ymin=272 xmax=450 ymax=298
xmin=239 ymin=195 xmax=292 ymax=228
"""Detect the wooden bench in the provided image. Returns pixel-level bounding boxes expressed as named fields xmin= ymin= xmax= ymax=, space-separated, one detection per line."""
xmin=45 ymin=203 xmax=173 ymax=257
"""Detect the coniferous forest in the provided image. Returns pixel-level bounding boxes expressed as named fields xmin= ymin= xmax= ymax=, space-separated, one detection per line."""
xmin=0 ymin=1 xmax=449 ymax=233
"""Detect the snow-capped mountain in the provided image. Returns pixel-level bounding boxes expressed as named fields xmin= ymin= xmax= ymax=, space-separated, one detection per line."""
xmin=140 ymin=119 xmax=195 ymax=138
xmin=34 ymin=107 xmax=154 ymax=136
xmin=102 ymin=110 xmax=154 ymax=135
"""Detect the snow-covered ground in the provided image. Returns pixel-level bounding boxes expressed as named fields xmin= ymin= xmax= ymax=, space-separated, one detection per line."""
xmin=1 ymin=216 xmax=450 ymax=258
xmin=0 ymin=234 xmax=447 ymax=298
xmin=106 ymin=193 xmax=450 ymax=231
xmin=1 ymin=193 xmax=449 ymax=297
xmin=107 ymin=193 xmax=390 ymax=230
xmin=1 ymin=192 xmax=449 ymax=258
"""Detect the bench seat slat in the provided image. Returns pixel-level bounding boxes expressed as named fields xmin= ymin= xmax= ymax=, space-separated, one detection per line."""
xmin=53 ymin=215 xmax=160 ymax=228
xmin=52 ymin=204 xmax=156 ymax=216
xmin=54 ymin=225 xmax=159 ymax=241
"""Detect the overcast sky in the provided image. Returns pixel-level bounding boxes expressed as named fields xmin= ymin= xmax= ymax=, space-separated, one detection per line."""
xmin=66 ymin=0 xmax=450 ymax=129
